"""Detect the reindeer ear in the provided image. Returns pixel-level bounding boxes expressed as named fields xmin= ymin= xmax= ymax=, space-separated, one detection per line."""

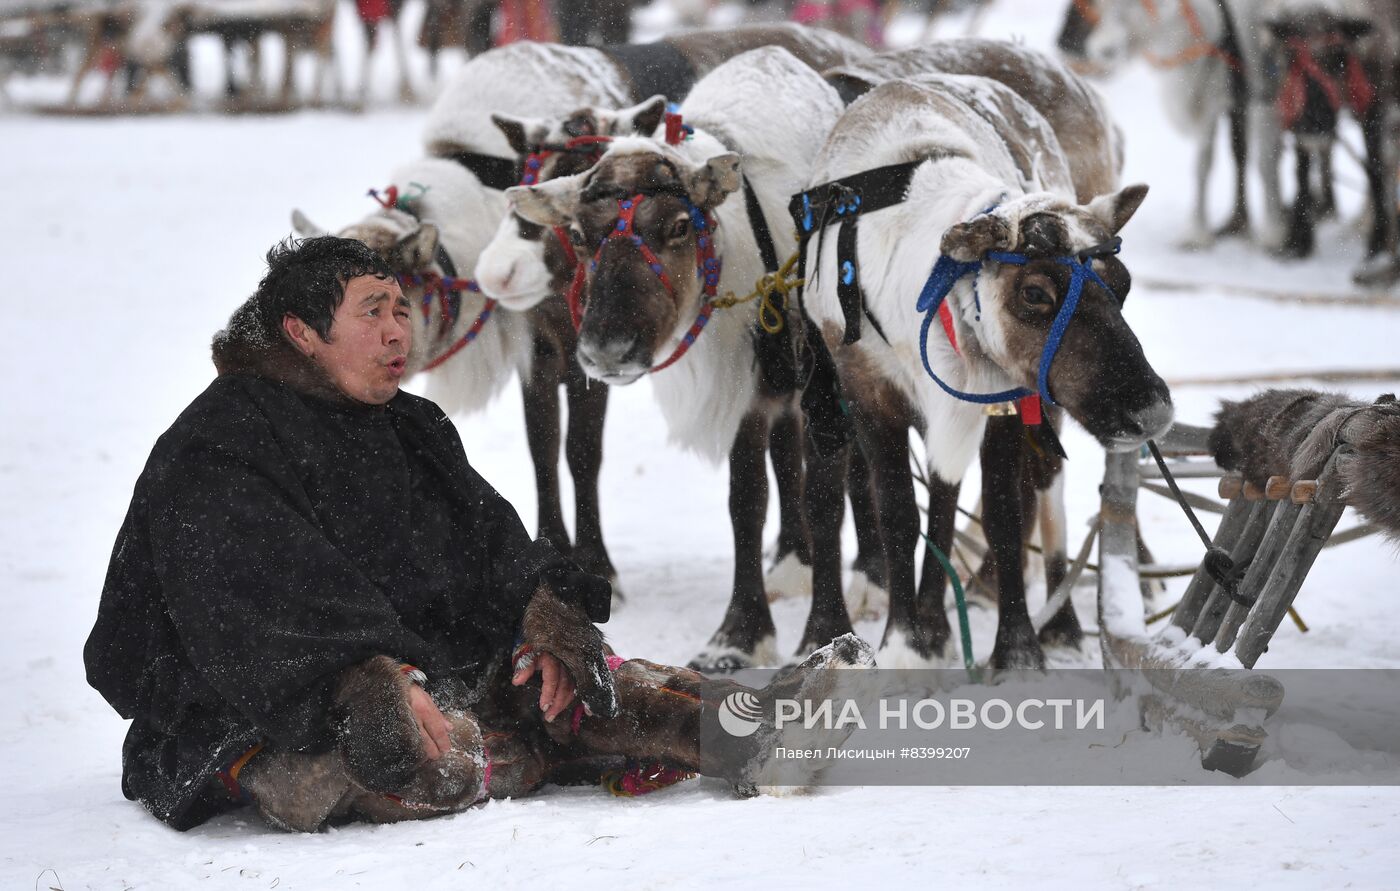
xmin=492 ymin=113 xmax=549 ymax=155
xmin=291 ymin=209 xmax=328 ymax=237
xmin=1087 ymin=183 xmax=1149 ymax=235
xmin=683 ymin=153 xmax=742 ymax=210
xmin=507 ymin=176 xmax=582 ymax=227
xmin=619 ymin=94 xmax=667 ymax=137
xmin=396 ymin=223 xmax=440 ymax=270
xmin=940 ymin=214 xmax=1012 ymax=262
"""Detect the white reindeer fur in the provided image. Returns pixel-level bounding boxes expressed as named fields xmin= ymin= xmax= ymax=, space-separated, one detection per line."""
xmin=338 ymin=156 xmax=535 ymax=417
xmin=424 ymin=42 xmax=632 ymax=157
xmin=560 ymin=48 xmax=846 ymax=463
xmin=801 ymin=80 xmax=1083 ymax=485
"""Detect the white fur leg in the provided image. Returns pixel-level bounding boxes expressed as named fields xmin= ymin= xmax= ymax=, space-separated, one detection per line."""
xmin=844 ymin=570 xmax=890 ymax=622
xmin=876 ymin=627 xmax=956 ymax=670
xmin=764 ymin=551 xmax=813 ymax=603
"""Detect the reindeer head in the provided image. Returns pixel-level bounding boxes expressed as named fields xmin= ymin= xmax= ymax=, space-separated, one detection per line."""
xmin=508 ymin=140 xmax=741 ymax=385
xmin=939 ymin=184 xmax=1173 ymax=449
xmin=476 ymin=96 xmax=668 ymax=310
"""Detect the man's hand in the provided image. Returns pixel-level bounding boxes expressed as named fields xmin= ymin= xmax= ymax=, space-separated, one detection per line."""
xmin=408 ymin=683 xmax=452 ymax=760
xmin=511 ymin=651 xmax=577 ymax=723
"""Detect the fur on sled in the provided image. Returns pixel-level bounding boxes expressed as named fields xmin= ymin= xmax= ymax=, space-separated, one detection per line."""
xmin=1208 ymin=388 xmax=1400 ymax=542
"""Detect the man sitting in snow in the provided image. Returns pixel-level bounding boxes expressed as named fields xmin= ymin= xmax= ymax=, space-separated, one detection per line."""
xmin=85 ymin=236 xmax=868 ymax=832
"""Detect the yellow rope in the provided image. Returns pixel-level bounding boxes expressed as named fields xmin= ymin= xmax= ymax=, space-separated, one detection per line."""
xmin=710 ymin=251 xmax=804 ymax=334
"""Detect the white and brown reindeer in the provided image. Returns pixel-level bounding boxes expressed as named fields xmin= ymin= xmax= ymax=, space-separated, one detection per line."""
xmin=292 ymin=26 xmax=866 ymax=603
xmin=475 ymin=27 xmax=870 ymax=609
xmin=822 ymin=40 xmax=1129 ymax=649
xmin=794 ymin=75 xmax=1172 ymax=669
xmin=509 ymin=47 xmax=856 ymax=669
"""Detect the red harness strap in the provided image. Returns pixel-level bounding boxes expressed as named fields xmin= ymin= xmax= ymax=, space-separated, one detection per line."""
xmin=588 ymin=193 xmax=721 ymax=373
xmin=1277 ymin=36 xmax=1375 ymax=130
xmin=515 ymin=136 xmax=613 ymax=332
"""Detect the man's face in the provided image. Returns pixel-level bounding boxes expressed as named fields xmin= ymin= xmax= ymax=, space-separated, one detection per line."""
xmin=305 ymin=274 xmax=412 ymax=405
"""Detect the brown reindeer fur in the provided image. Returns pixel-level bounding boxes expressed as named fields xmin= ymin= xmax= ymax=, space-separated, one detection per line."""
xmin=241 ymin=634 xmax=873 ymax=831
xmin=1210 ymin=389 xmax=1400 ymax=543
xmin=517 ymin=585 xmax=620 ymax=719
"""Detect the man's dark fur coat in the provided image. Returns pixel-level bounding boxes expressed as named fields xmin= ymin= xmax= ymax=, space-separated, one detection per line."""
xmin=84 ymin=297 xmax=610 ymax=830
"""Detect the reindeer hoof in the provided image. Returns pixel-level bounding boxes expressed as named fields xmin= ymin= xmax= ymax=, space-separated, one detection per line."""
xmin=688 ymin=634 xmax=777 ymax=673
xmin=876 ymin=624 xmax=953 ymax=669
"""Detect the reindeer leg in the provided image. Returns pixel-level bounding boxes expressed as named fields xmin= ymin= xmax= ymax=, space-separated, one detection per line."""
xmin=861 ymin=411 xmax=948 ymax=667
xmin=1282 ymin=144 xmax=1315 ymax=258
xmin=391 ymin=18 xmax=415 ymax=103
xmin=764 ymin=410 xmax=813 ymax=603
xmin=845 ymin=441 xmax=888 ymax=620
xmin=1361 ymin=103 xmax=1398 ymax=260
xmin=1251 ymin=103 xmax=1288 ymax=250
xmin=689 ymin=411 xmax=777 ymax=671
xmin=1316 ymin=139 xmax=1336 ymax=220
xmin=1182 ymin=119 xmax=1218 ymax=249
xmin=983 ymin=415 xmax=1044 ymax=671
xmin=911 ymin=453 xmax=960 ymax=662
xmin=521 ymin=334 xmax=571 ymax=552
xmin=1216 ymin=104 xmax=1251 ymax=237
xmin=1035 ymin=469 xmax=1083 ymax=648
xmin=563 ymin=363 xmax=618 ymax=593
xmin=795 ymin=429 xmax=854 ymax=658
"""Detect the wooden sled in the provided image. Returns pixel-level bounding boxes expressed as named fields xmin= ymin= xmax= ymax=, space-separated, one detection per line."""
xmin=1097 ymin=420 xmax=1376 ymax=776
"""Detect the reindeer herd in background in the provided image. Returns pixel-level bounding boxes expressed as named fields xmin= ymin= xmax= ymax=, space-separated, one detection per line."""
xmin=8 ymin=2 xmax=1396 ymax=672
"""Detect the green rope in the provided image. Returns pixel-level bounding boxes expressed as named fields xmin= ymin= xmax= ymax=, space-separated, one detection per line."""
xmin=922 ymin=533 xmax=980 ymax=683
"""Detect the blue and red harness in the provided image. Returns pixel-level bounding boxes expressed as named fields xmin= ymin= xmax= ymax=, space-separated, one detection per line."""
xmin=915 ymin=235 xmax=1124 ymax=415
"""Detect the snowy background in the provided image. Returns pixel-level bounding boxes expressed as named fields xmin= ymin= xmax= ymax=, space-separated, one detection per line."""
xmin=3 ymin=0 xmax=1399 ymax=887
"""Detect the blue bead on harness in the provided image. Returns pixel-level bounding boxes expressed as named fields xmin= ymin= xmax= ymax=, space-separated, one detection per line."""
xmin=916 ymin=236 xmax=1123 ymax=408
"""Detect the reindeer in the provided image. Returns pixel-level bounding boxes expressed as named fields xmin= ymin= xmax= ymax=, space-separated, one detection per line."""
xmin=1261 ymin=0 xmax=1399 ymax=283
xmin=474 ymin=26 xmax=869 ymax=610
xmin=1086 ymin=0 xmax=1286 ymax=250
xmin=294 ymin=26 xmax=867 ymax=606
xmin=509 ymin=47 xmax=856 ymax=669
xmin=822 ymin=40 xmax=1130 ymax=646
xmin=793 ymin=75 xmax=1171 ymax=669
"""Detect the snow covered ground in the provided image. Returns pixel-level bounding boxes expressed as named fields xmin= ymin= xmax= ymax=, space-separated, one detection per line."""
xmin=2 ymin=0 xmax=1399 ymax=887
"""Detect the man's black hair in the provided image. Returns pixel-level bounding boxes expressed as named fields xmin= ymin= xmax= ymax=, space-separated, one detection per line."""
xmin=253 ymin=236 xmax=395 ymax=342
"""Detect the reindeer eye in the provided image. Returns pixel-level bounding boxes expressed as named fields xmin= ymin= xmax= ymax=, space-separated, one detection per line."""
xmin=1021 ymin=285 xmax=1054 ymax=307
xmin=568 ymin=227 xmax=586 ymax=247
xmin=668 ymin=217 xmax=691 ymax=240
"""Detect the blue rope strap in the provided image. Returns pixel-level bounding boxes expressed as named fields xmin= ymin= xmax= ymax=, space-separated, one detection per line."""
xmin=916 ymin=241 xmax=1121 ymax=407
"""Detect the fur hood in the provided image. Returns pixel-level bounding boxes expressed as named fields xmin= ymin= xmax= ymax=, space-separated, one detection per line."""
xmin=209 ymin=295 xmax=354 ymax=407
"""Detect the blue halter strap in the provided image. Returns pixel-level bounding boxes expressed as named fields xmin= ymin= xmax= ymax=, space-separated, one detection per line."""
xmin=916 ymin=239 xmax=1121 ymax=407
